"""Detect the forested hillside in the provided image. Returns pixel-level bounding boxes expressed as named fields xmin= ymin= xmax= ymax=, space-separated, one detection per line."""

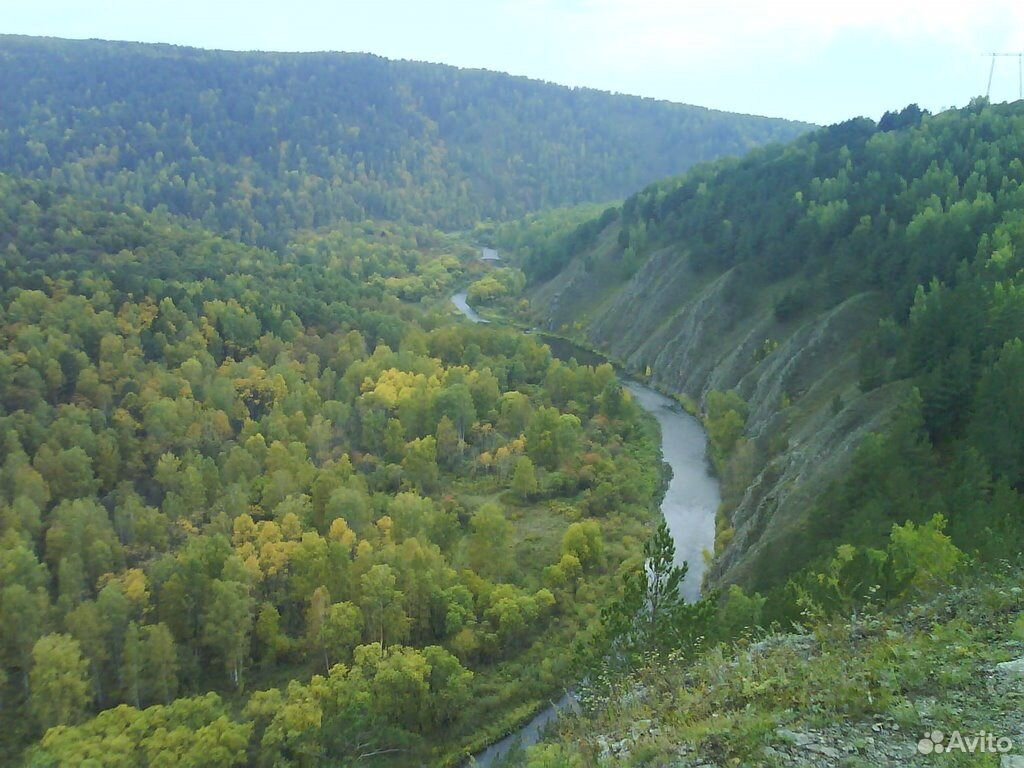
xmin=0 ymin=176 xmax=665 ymax=765
xmin=0 ymin=35 xmax=810 ymax=247
xmin=515 ymin=99 xmax=1024 ymax=601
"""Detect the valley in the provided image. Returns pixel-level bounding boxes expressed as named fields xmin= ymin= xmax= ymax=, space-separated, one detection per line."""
xmin=2 ymin=29 xmax=1024 ymax=768
xmin=456 ymin=101 xmax=1024 ymax=764
xmin=511 ymin=101 xmax=1024 ymax=601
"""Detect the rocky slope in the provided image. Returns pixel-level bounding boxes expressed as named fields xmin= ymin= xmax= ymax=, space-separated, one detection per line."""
xmin=523 ymin=101 xmax=1024 ymax=592
xmin=531 ymin=230 xmax=905 ymax=589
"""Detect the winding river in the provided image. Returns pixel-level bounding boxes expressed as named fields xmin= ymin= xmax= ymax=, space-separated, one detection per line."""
xmin=451 ymin=294 xmax=720 ymax=765
xmin=451 ymin=291 xmax=489 ymax=324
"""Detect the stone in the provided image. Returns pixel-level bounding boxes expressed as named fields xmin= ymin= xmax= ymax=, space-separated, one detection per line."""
xmin=997 ymin=658 xmax=1024 ymax=677
xmin=630 ymin=718 xmax=653 ymax=739
xmin=807 ymin=744 xmax=841 ymax=759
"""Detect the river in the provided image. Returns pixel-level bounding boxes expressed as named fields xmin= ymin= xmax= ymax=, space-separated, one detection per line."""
xmin=451 ymin=294 xmax=720 ymax=765
xmin=451 ymin=291 xmax=489 ymax=324
xmin=621 ymin=382 xmax=719 ymax=602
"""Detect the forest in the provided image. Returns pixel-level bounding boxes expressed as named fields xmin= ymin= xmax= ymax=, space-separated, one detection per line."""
xmin=0 ymin=35 xmax=810 ymax=248
xmin=0 ymin=35 xmax=811 ymax=765
xmin=0 ymin=174 xmax=667 ymax=765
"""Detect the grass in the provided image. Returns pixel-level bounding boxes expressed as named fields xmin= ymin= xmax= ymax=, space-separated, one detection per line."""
xmin=517 ymin=560 xmax=1024 ymax=766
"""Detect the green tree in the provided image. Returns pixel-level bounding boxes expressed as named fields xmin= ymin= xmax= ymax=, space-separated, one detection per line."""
xmin=203 ymin=579 xmax=254 ymax=688
xmin=498 ymin=391 xmax=532 ymax=435
xmin=32 ymin=446 xmax=98 ymax=502
xmin=511 ymin=456 xmax=538 ymax=500
xmin=320 ymin=601 xmax=363 ymax=671
xmin=434 ymin=415 xmax=461 ymax=469
xmin=715 ymin=584 xmax=767 ymax=640
xmin=561 ymin=520 xmax=604 ymax=570
xmin=589 ymin=521 xmax=715 ymax=671
xmin=354 ymin=643 xmax=430 ymax=732
xmin=705 ymin=390 xmax=748 ymax=462
xmin=434 ymin=384 xmax=476 ymax=441
xmin=30 ymin=692 xmax=251 ymax=767
xmin=123 ymin=621 xmax=142 ymax=707
xmin=65 ymin=599 xmax=112 ymax=704
xmin=140 ymin=622 xmax=178 ymax=705
xmin=887 ymin=514 xmax=963 ymax=598
xmin=526 ymin=407 xmax=580 ymax=470
xmin=467 ymin=503 xmax=513 ymax=580
xmin=255 ymin=602 xmax=286 ymax=669
xmin=305 ymin=585 xmax=331 ymax=670
xmin=484 ymin=585 xmax=555 ymax=649
xmin=969 ymin=339 xmax=1024 ymax=486
xmin=30 ymin=633 xmax=91 ymax=731
xmin=45 ymin=498 xmax=124 ymax=593
xmin=421 ymin=644 xmax=473 ymax=729
xmin=1 ymin=583 xmax=49 ymax=691
xmin=359 ymin=564 xmax=409 ymax=649
xmin=598 ymin=380 xmax=627 ymax=419
xmin=402 ymin=436 xmax=439 ymax=493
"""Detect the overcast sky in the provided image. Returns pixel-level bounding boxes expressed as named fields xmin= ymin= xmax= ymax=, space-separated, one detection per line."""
xmin=5 ymin=0 xmax=1024 ymax=124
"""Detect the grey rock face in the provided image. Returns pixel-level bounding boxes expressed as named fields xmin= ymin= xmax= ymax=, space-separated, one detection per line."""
xmin=531 ymin=244 xmax=904 ymax=590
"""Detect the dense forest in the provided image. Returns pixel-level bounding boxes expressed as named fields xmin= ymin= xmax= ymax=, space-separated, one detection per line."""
xmin=0 ymin=175 xmax=668 ymax=765
xmin=0 ymin=35 xmax=810 ymax=248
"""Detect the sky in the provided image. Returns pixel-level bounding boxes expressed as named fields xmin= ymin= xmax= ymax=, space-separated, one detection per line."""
xmin=5 ymin=0 xmax=1024 ymax=125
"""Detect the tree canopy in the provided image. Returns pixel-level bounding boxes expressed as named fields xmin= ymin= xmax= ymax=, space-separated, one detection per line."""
xmin=0 ymin=173 xmax=663 ymax=764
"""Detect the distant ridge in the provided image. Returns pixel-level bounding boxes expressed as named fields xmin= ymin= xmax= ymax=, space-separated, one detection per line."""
xmin=0 ymin=34 xmax=813 ymax=245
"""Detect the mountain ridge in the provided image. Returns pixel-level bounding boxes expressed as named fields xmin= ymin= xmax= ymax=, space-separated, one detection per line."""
xmin=0 ymin=34 xmax=813 ymax=247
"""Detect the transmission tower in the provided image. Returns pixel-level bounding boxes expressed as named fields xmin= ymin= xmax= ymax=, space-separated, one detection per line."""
xmin=986 ymin=52 xmax=1024 ymax=100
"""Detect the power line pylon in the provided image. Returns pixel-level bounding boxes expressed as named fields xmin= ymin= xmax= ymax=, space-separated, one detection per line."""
xmin=986 ymin=52 xmax=1024 ymax=100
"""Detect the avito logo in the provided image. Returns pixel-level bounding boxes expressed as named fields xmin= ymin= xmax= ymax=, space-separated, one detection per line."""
xmin=917 ymin=729 xmax=1013 ymax=755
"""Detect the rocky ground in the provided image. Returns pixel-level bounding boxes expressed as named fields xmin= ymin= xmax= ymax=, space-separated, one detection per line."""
xmin=529 ymin=566 xmax=1024 ymax=767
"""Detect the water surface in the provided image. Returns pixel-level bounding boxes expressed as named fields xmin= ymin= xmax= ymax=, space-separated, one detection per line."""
xmin=623 ymin=382 xmax=719 ymax=601
xmin=451 ymin=291 xmax=488 ymax=323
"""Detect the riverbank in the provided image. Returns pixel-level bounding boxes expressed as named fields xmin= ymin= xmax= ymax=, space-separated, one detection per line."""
xmin=450 ymin=292 xmax=720 ymax=764
xmin=452 ymin=295 xmax=719 ymax=594
xmin=452 ymin=295 xmax=701 ymax=413
xmin=450 ymin=291 xmax=489 ymax=324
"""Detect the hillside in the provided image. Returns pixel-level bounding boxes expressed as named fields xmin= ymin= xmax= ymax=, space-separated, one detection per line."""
xmin=504 ymin=560 xmax=1024 ymax=767
xmin=0 ymin=35 xmax=811 ymax=247
xmin=513 ymin=100 xmax=1024 ymax=603
xmin=476 ymin=97 xmax=1024 ymax=766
